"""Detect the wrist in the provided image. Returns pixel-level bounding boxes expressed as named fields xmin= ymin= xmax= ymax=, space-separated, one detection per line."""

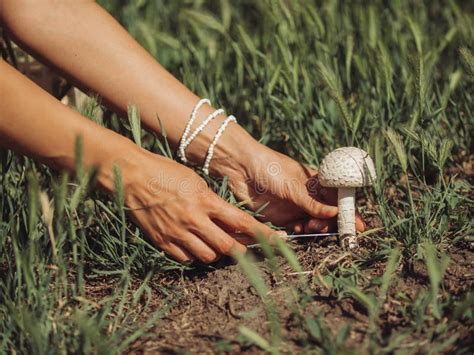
xmin=179 ymin=104 xmax=260 ymax=180
xmin=95 ymin=139 xmax=145 ymax=195
xmin=191 ymin=120 xmax=259 ymax=180
xmin=210 ymin=123 xmax=257 ymax=179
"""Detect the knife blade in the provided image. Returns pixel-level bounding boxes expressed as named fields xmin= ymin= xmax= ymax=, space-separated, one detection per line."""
xmin=247 ymin=232 xmax=339 ymax=248
xmin=286 ymin=232 xmax=339 ymax=239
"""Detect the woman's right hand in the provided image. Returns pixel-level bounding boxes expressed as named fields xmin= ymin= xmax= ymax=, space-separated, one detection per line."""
xmin=111 ymin=149 xmax=277 ymax=264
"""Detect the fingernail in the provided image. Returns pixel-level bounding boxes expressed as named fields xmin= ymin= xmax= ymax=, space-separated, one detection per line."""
xmin=325 ymin=206 xmax=338 ymax=216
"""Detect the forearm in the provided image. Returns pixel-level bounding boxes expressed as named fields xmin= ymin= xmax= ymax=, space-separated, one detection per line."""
xmin=0 ymin=59 xmax=140 ymax=193
xmin=0 ymin=0 xmax=258 ymax=178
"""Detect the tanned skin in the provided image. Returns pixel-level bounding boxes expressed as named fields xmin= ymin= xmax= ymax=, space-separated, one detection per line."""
xmin=0 ymin=0 xmax=364 ymax=263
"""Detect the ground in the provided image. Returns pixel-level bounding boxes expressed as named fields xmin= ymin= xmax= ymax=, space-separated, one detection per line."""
xmin=108 ymin=244 xmax=473 ymax=354
xmin=83 ymin=227 xmax=474 ymax=353
xmin=1 ymin=1 xmax=473 ymax=354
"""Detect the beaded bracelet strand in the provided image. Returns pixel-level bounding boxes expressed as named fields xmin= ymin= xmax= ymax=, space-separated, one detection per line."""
xmin=202 ymin=115 xmax=237 ymax=175
xmin=178 ymin=98 xmax=210 ymax=163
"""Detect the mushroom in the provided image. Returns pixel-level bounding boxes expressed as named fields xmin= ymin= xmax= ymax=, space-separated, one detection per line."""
xmin=318 ymin=147 xmax=376 ymax=250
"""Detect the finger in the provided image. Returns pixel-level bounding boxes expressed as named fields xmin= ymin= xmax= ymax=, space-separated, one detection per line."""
xmin=286 ymin=220 xmax=305 ymax=233
xmin=209 ymin=198 xmax=282 ymax=243
xmin=356 ymin=213 xmax=366 ymax=232
xmin=160 ymin=242 xmax=194 ymax=264
xmin=303 ymin=219 xmax=331 ymax=234
xmin=307 ymin=175 xmax=337 ymax=205
xmin=197 ymin=219 xmax=247 ymax=256
xmin=328 ymin=219 xmax=338 ymax=232
xmin=294 ymin=223 xmax=304 ymax=233
xmin=319 ymin=187 xmax=338 ymax=205
xmin=175 ymin=232 xmax=219 ymax=264
xmin=294 ymin=194 xmax=338 ymax=219
xmin=130 ymin=215 xmax=195 ymax=264
xmin=230 ymin=233 xmax=255 ymax=245
xmin=305 ymin=216 xmax=364 ymax=233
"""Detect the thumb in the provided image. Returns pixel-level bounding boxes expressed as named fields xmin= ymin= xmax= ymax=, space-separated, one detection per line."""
xmin=295 ymin=194 xmax=338 ymax=219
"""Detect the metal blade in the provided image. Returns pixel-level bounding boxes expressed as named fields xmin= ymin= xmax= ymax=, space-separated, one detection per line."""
xmin=286 ymin=232 xmax=339 ymax=239
xmin=247 ymin=232 xmax=339 ymax=248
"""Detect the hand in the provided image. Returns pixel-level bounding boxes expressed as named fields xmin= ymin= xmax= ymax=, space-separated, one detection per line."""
xmin=218 ymin=142 xmax=365 ymax=234
xmin=113 ymin=149 xmax=277 ymax=263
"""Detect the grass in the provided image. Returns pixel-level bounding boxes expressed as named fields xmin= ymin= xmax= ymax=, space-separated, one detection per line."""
xmin=1 ymin=0 xmax=473 ymax=353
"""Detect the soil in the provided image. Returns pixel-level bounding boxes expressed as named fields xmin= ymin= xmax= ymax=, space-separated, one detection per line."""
xmin=85 ymin=155 xmax=474 ymax=354
xmin=90 ymin=237 xmax=474 ymax=354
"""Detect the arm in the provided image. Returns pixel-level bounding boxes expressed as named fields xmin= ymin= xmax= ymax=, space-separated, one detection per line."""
xmin=0 ymin=59 xmax=131 ymax=189
xmin=0 ymin=59 xmax=278 ymax=263
xmin=0 ymin=0 xmax=242 ymax=176
xmin=0 ymin=0 xmax=365 ymax=232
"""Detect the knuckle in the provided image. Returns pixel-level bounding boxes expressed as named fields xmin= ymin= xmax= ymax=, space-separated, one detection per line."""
xmin=204 ymin=194 xmax=222 ymax=211
xmin=180 ymin=211 xmax=204 ymax=229
xmin=186 ymin=213 xmax=202 ymax=227
xmin=234 ymin=210 xmax=253 ymax=228
xmin=218 ymin=238 xmax=235 ymax=255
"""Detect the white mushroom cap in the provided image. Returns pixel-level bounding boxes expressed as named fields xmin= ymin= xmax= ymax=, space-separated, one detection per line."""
xmin=318 ymin=147 xmax=376 ymax=188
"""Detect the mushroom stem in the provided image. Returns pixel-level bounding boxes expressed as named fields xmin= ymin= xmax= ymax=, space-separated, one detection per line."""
xmin=337 ymin=187 xmax=357 ymax=249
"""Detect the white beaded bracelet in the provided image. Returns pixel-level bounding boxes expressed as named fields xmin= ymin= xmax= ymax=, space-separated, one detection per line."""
xmin=202 ymin=115 xmax=237 ymax=175
xmin=178 ymin=98 xmax=237 ymax=175
xmin=183 ymin=108 xmax=225 ymax=150
xmin=178 ymin=98 xmax=210 ymax=163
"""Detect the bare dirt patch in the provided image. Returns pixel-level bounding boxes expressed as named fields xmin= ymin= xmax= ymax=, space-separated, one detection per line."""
xmin=113 ymin=239 xmax=474 ymax=354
